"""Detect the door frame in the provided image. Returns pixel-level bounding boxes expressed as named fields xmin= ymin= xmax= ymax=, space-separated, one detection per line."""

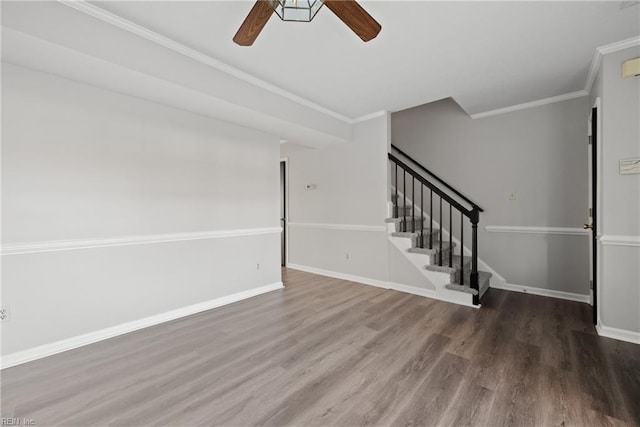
xmin=587 ymin=97 xmax=602 ymax=326
xmin=280 ymin=157 xmax=289 ymax=267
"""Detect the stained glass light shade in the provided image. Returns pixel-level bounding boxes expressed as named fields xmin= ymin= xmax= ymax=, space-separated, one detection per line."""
xmin=267 ymin=0 xmax=325 ymax=22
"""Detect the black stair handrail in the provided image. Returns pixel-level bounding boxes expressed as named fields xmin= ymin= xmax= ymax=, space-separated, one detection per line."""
xmin=391 ymin=144 xmax=483 ymax=213
xmin=389 ymin=153 xmax=475 ymax=219
xmin=388 ymin=149 xmax=482 ymax=305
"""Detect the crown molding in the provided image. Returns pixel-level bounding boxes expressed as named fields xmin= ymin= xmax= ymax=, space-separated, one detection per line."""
xmin=584 ymin=35 xmax=640 ymax=93
xmin=469 ymin=90 xmax=588 ymax=120
xmin=56 ymin=0 xmax=356 ymax=124
xmin=471 ymin=36 xmax=640 ymax=120
xmin=46 ymin=2 xmax=640 ymax=126
xmin=352 ymin=110 xmax=388 ymax=124
xmin=584 ymin=50 xmax=603 ymax=95
xmin=597 ymin=35 xmax=640 ymax=55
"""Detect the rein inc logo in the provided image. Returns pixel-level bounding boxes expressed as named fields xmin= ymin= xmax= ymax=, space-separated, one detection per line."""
xmin=1 ymin=419 xmax=35 ymax=426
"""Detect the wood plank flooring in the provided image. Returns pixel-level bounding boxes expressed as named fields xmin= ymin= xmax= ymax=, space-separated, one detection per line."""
xmin=2 ymin=268 xmax=639 ymax=426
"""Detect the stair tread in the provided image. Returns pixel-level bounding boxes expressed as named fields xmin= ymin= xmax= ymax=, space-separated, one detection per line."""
xmin=391 ymin=229 xmax=439 ymax=238
xmin=407 ymin=241 xmax=456 ymax=255
xmin=385 ymin=216 xmax=425 ymax=223
xmin=425 ymin=255 xmax=472 ymax=274
xmin=444 ymin=271 xmax=492 ymax=296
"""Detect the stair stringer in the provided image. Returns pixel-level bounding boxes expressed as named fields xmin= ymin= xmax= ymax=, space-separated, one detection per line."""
xmin=387 ymin=196 xmax=507 ymax=290
xmin=387 ymin=222 xmax=475 ymax=307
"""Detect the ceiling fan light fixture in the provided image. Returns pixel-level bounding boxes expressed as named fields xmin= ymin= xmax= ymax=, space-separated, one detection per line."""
xmin=267 ymin=0 xmax=325 ymax=22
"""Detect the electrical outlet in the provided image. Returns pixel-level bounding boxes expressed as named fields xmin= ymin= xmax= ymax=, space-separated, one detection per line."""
xmin=509 ymin=192 xmax=517 ymax=200
xmin=256 ymin=263 xmax=260 ymax=270
xmin=0 ymin=307 xmax=10 ymax=322
xmin=345 ymin=252 xmax=350 ymax=260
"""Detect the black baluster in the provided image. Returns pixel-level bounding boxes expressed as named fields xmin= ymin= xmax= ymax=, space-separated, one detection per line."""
xmin=460 ymin=212 xmax=464 ymax=288
xmin=429 ymin=190 xmax=433 ymax=249
xmin=394 ymin=163 xmax=398 ymax=218
xmin=439 ymin=197 xmax=443 ymax=266
xmin=471 ymin=211 xmax=479 ymax=305
xmin=449 ymin=204 xmax=453 ymax=268
xmin=411 ymin=178 xmax=415 ymax=233
xmin=420 ymin=184 xmax=424 ymax=248
xmin=403 ymin=169 xmax=406 ymax=232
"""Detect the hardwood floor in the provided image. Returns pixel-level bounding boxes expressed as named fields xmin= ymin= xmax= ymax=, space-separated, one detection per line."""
xmin=2 ymin=268 xmax=639 ymax=426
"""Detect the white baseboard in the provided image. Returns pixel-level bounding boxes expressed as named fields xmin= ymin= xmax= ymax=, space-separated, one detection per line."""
xmin=287 ymin=264 xmax=477 ymax=308
xmin=1 ymin=282 xmax=284 ymax=369
xmin=492 ymin=282 xmax=590 ymax=304
xmin=287 ymin=263 xmax=389 ymax=289
xmin=597 ymin=323 xmax=640 ymax=345
xmin=388 ymin=282 xmax=477 ymax=308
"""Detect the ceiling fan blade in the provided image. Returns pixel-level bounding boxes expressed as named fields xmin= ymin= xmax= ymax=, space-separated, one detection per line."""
xmin=233 ymin=1 xmax=274 ymax=46
xmin=324 ymin=0 xmax=381 ymax=42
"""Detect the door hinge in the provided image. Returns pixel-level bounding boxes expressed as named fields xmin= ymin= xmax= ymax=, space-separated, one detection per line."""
xmin=589 ymin=136 xmax=593 ymax=145
xmin=589 ymin=208 xmax=592 ymax=217
xmin=590 ymin=280 xmax=593 ymax=290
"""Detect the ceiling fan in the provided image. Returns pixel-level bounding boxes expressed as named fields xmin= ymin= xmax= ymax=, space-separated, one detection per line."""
xmin=233 ymin=0 xmax=381 ymax=46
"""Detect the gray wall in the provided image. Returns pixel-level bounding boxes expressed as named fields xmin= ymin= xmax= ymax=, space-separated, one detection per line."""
xmin=593 ymin=46 xmax=640 ymax=335
xmin=391 ymin=96 xmax=590 ymax=295
xmin=1 ymin=63 xmax=281 ymax=356
xmin=282 ymin=115 xmax=390 ymax=284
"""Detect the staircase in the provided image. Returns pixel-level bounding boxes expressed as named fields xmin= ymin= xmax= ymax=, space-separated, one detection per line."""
xmin=387 ymin=145 xmax=492 ymax=307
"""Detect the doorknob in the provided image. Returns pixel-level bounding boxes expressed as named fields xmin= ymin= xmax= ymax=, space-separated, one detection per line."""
xmin=583 ymin=223 xmax=593 ymax=230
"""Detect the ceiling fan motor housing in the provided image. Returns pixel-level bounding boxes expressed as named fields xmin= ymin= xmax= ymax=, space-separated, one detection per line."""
xmin=267 ymin=0 xmax=325 ymax=22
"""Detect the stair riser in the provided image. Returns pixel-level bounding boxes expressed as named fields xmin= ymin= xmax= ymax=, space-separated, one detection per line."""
xmin=393 ymin=219 xmax=425 ymax=233
xmin=411 ymin=232 xmax=440 ymax=247
xmin=394 ymin=205 xmax=416 ymax=213
xmin=452 ymin=271 xmax=491 ymax=294
xmin=429 ymin=248 xmax=453 ymax=266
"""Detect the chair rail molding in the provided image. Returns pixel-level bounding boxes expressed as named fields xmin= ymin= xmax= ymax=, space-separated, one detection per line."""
xmin=599 ymin=235 xmax=640 ymax=247
xmin=1 ymin=227 xmax=282 ymax=256
xmin=287 ymin=222 xmax=386 ymax=232
xmin=484 ymin=225 xmax=589 ymax=236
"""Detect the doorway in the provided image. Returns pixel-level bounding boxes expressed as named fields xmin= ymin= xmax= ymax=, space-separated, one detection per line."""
xmin=280 ymin=159 xmax=288 ymax=267
xmin=587 ymin=100 xmax=600 ymax=325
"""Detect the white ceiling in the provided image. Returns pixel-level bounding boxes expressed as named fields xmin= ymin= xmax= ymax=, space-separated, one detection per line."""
xmin=88 ymin=0 xmax=640 ymax=118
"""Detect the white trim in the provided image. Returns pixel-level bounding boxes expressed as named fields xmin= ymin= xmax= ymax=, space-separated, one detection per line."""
xmin=387 ymin=282 xmax=478 ymax=309
xmin=597 ymin=35 xmax=640 ymax=55
xmin=584 ymin=50 xmax=603 ymax=95
xmin=599 ymin=235 xmax=640 ymax=247
xmin=287 ymin=222 xmax=386 ymax=232
xmin=491 ymin=282 xmax=590 ymax=304
xmin=484 ymin=225 xmax=589 ymax=236
xmin=352 ymin=110 xmax=388 ymax=124
xmin=287 ymin=264 xmax=477 ymax=308
xmin=596 ymin=323 xmax=640 ymax=345
xmin=0 ymin=282 xmax=284 ymax=369
xmin=43 ymin=4 xmax=640 ymax=126
xmin=1 ymin=227 xmax=281 ymax=256
xmin=469 ymin=91 xmax=588 ymax=119
xmin=56 ymin=0 xmax=355 ymax=124
xmin=287 ymin=263 xmax=389 ymax=289
xmin=585 ymin=36 xmax=640 ymax=93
